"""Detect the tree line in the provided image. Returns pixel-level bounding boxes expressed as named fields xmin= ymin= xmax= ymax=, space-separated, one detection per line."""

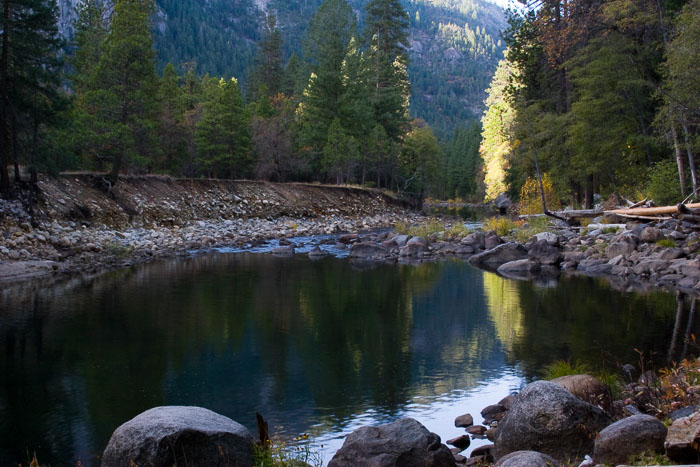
xmin=2 ymin=0 xmax=492 ymax=202
xmin=479 ymin=0 xmax=700 ymax=208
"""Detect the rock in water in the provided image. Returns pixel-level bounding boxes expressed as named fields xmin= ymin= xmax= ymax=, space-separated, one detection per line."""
xmin=348 ymin=242 xmax=388 ymax=259
xmin=493 ymin=381 xmax=611 ymax=463
xmin=468 ymin=243 xmax=528 ymax=267
xmin=101 ymin=406 xmax=255 ymax=467
xmin=328 ymin=418 xmax=456 ymax=466
xmin=593 ymin=414 xmax=667 ymax=465
xmin=454 ymin=413 xmax=474 ymax=428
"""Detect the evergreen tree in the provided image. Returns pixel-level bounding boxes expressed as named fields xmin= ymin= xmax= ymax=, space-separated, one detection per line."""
xmin=0 ymin=0 xmax=63 ymax=195
xmin=69 ymin=0 xmax=108 ymax=95
xmin=339 ymin=37 xmax=375 ymax=183
xmin=298 ymin=0 xmax=357 ymax=166
xmin=157 ymin=63 xmax=187 ymax=174
xmin=195 ymin=77 xmax=251 ymax=178
xmin=323 ymin=118 xmax=359 ymax=184
xmin=364 ymin=0 xmax=411 ymax=142
xmin=248 ymin=13 xmax=284 ymax=100
xmin=447 ymin=120 xmax=482 ymax=200
xmin=282 ymin=52 xmax=304 ymax=98
xmin=80 ymin=0 xmax=160 ymax=187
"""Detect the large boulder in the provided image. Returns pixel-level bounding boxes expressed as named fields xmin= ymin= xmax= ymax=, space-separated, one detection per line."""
xmin=461 ymin=232 xmax=486 ymax=250
xmin=527 ymin=240 xmax=562 ymax=265
xmin=593 ymin=414 xmax=667 ymax=465
xmin=494 ymin=450 xmax=559 ymax=467
xmin=550 ymin=374 xmax=612 ymax=413
xmin=494 ymin=193 xmax=512 ymax=213
xmin=640 ymin=226 xmax=664 ymax=243
xmin=493 ymin=381 xmax=612 ymax=463
xmin=469 ymin=243 xmax=528 ymax=267
xmin=605 ymin=236 xmax=637 ymax=259
xmin=328 ymin=418 xmax=455 ymax=467
xmin=101 ymin=406 xmax=255 ymax=467
xmin=497 ymin=259 xmax=541 ymax=279
xmin=665 ymin=411 xmax=700 ymax=463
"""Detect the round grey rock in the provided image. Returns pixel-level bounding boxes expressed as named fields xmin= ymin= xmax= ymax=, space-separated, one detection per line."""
xmin=101 ymin=406 xmax=255 ymax=467
xmin=494 ymin=450 xmax=559 ymax=467
xmin=328 ymin=417 xmax=456 ymax=467
xmin=493 ymin=381 xmax=611 ymax=463
xmin=593 ymin=414 xmax=667 ymax=465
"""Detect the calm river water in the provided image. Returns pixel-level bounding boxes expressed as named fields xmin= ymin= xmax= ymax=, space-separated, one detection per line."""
xmin=0 ymin=249 xmax=695 ymax=465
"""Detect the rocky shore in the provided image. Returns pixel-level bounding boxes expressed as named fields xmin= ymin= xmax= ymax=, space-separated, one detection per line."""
xmin=338 ymin=218 xmax=700 ymax=297
xmin=3 ymin=175 xmax=700 ymax=298
xmin=99 ymin=367 xmax=700 ymax=466
xmin=0 ymin=174 xmax=421 ymax=282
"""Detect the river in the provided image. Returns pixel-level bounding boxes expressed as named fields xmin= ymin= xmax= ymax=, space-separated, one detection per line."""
xmin=0 ymin=242 xmax=693 ymax=465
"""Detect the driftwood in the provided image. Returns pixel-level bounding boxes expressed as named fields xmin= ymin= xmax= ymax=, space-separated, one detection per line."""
xmin=605 ymin=202 xmax=700 ymax=217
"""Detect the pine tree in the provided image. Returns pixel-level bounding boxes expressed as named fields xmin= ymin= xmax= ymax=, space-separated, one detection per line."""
xmin=298 ymin=0 xmax=356 ymax=166
xmin=69 ymin=0 xmax=108 ymax=95
xmin=364 ymin=0 xmax=411 ymax=142
xmin=81 ymin=0 xmax=160 ymax=187
xmin=156 ymin=63 xmax=187 ymax=174
xmin=323 ymin=118 xmax=358 ymax=184
xmin=248 ymin=13 xmax=284 ymax=101
xmin=195 ymin=77 xmax=251 ymax=179
xmin=1 ymin=0 xmax=63 ymax=195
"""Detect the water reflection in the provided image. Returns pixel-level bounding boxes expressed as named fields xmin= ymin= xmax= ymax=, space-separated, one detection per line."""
xmin=0 ymin=254 xmax=693 ymax=465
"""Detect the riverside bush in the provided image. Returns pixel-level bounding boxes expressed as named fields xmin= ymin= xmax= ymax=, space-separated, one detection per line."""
xmin=646 ymin=160 xmax=685 ymax=206
xmin=484 ymin=217 xmax=520 ymax=237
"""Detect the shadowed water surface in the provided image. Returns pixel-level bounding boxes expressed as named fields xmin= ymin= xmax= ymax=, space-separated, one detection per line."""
xmin=0 ymin=252 xmax=694 ymax=465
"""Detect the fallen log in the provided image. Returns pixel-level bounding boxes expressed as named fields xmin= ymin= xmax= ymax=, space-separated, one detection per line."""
xmin=585 ymin=223 xmax=627 ymax=230
xmin=613 ymin=213 xmax=673 ymax=221
xmin=605 ymin=202 xmax=700 ymax=217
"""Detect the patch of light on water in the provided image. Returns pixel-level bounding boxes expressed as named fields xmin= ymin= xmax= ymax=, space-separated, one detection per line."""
xmin=301 ymin=370 xmax=523 ymax=466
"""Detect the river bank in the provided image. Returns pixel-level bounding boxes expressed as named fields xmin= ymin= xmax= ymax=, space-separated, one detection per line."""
xmin=0 ymin=174 xmax=422 ymax=282
xmin=2 ymin=175 xmax=700 ymax=297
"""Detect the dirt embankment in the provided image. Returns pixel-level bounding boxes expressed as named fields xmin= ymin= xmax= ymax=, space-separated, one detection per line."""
xmin=0 ymin=174 xmax=418 ymax=281
xmin=33 ymin=174 xmax=410 ymax=228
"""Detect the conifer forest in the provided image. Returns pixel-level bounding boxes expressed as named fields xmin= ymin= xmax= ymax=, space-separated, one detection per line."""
xmin=0 ymin=0 xmax=698 ymax=206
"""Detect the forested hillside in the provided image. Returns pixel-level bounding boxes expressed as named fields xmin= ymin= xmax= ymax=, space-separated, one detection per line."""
xmin=55 ymin=0 xmax=505 ymax=137
xmin=479 ymin=0 xmax=700 ymax=207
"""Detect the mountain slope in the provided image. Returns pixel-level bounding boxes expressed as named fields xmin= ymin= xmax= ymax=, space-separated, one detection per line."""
xmin=57 ymin=0 xmax=506 ymax=138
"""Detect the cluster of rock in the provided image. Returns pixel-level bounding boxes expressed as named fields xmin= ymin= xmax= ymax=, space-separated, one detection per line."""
xmin=343 ymin=219 xmax=700 ymax=296
xmin=446 ymin=373 xmax=700 ymax=466
xmin=100 ymin=374 xmax=700 ymax=466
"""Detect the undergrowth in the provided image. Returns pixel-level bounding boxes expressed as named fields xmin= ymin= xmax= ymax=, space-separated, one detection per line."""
xmin=394 ymin=220 xmax=471 ymax=240
xmin=483 ymin=217 xmax=520 ymax=237
xmin=656 ymin=238 xmax=676 ymax=248
xmin=543 ymin=360 xmax=592 ymax=380
xmin=254 ymin=435 xmax=323 ymax=467
xmin=514 ymin=216 xmax=553 ymax=243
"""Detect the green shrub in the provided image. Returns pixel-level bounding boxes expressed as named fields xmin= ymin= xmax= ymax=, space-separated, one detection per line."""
xmin=253 ymin=435 xmax=322 ymax=467
xmin=646 ymin=159 xmax=685 ymax=206
xmin=514 ymin=216 xmax=553 ymax=243
xmin=656 ymin=238 xmax=676 ymax=248
xmin=543 ymin=360 xmax=591 ymax=380
xmin=484 ymin=217 xmax=519 ymax=237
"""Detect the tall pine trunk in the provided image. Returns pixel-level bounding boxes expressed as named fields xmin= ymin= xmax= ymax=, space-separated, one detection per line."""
xmin=0 ymin=0 xmax=11 ymax=196
xmin=672 ymin=119 xmax=687 ymax=197
xmin=682 ymin=116 xmax=698 ymax=195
